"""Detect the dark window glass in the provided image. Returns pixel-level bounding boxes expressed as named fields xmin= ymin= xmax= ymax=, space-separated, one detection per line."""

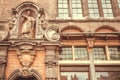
xmin=61 ymin=72 xmax=89 ymax=80
xmin=96 ymin=72 xmax=120 ymax=80
xmin=109 ymin=47 xmax=120 ymax=60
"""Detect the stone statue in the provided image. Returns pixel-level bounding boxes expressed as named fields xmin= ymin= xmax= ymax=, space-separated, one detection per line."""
xmin=21 ymin=11 xmax=35 ymax=38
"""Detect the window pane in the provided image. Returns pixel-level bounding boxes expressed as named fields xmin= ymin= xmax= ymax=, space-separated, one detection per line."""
xmin=88 ymin=0 xmax=100 ymax=18
xmin=61 ymin=72 xmax=89 ymax=80
xmin=119 ymin=0 xmax=120 ymax=8
xmin=60 ymin=47 xmax=73 ymax=60
xmin=93 ymin=47 xmax=106 ymax=60
xmin=58 ymin=0 xmax=69 ymax=18
xmin=96 ymin=72 xmax=120 ymax=80
xmin=71 ymin=0 xmax=83 ymax=19
xmin=74 ymin=47 xmax=88 ymax=60
xmin=109 ymin=47 xmax=120 ymax=60
xmin=101 ymin=0 xmax=113 ymax=17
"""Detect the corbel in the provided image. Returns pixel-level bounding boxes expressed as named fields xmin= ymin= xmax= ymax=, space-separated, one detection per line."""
xmin=86 ymin=34 xmax=95 ymax=52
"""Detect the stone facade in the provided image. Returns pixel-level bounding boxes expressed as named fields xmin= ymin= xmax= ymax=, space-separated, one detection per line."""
xmin=0 ymin=0 xmax=120 ymax=80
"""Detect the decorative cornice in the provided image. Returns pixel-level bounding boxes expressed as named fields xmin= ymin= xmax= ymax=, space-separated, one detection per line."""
xmin=49 ymin=17 xmax=120 ymax=23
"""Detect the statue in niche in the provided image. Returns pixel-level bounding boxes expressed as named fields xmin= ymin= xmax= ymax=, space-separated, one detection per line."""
xmin=20 ymin=10 xmax=35 ymax=38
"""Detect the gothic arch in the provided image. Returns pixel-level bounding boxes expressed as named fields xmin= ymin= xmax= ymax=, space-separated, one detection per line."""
xmin=61 ymin=25 xmax=84 ymax=33
xmin=95 ymin=25 xmax=118 ymax=32
xmin=8 ymin=69 xmax=42 ymax=80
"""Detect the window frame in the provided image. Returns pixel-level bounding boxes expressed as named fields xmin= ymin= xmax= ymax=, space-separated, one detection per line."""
xmin=57 ymin=0 xmax=84 ymax=19
xmin=60 ymin=46 xmax=88 ymax=60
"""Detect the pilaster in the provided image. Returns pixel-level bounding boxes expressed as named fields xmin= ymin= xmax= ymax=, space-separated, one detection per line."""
xmin=0 ymin=42 xmax=10 ymax=80
xmin=43 ymin=42 xmax=60 ymax=80
xmin=86 ymin=38 xmax=97 ymax=80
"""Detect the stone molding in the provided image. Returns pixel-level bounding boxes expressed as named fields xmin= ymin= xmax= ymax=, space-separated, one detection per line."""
xmin=8 ymin=69 xmax=42 ymax=80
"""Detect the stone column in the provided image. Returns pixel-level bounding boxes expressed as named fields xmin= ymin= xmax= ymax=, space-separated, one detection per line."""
xmin=44 ymin=45 xmax=59 ymax=80
xmin=88 ymin=50 xmax=97 ymax=80
xmin=0 ymin=42 xmax=10 ymax=80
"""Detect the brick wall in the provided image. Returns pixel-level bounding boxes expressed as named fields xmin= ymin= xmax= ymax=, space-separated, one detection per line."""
xmin=6 ymin=50 xmax=46 ymax=80
xmin=6 ymin=50 xmax=22 ymax=79
xmin=0 ymin=0 xmax=57 ymax=20
xmin=31 ymin=50 xmax=46 ymax=80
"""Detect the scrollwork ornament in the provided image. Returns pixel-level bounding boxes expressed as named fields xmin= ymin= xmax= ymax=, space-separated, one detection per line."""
xmin=45 ymin=26 xmax=60 ymax=41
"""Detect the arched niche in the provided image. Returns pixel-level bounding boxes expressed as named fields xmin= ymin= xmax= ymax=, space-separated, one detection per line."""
xmin=8 ymin=69 xmax=42 ymax=80
xmin=95 ymin=25 xmax=118 ymax=32
xmin=61 ymin=26 xmax=84 ymax=33
xmin=61 ymin=26 xmax=84 ymax=40
xmin=19 ymin=9 xmax=36 ymax=38
xmin=10 ymin=1 xmax=44 ymax=38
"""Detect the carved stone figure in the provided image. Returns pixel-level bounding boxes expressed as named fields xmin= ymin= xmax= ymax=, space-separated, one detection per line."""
xmin=9 ymin=15 xmax=18 ymax=38
xmin=0 ymin=26 xmax=8 ymax=41
xmin=21 ymin=10 xmax=35 ymax=38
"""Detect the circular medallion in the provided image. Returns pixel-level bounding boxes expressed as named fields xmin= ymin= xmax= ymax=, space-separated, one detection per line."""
xmin=45 ymin=26 xmax=60 ymax=41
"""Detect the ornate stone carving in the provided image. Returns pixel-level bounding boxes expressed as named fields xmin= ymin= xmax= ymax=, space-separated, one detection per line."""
xmin=15 ymin=42 xmax=36 ymax=68
xmin=9 ymin=14 xmax=18 ymax=38
xmin=36 ymin=9 xmax=45 ymax=39
xmin=21 ymin=68 xmax=32 ymax=77
xmin=20 ymin=10 xmax=36 ymax=38
xmin=9 ymin=1 xmax=45 ymax=39
xmin=86 ymin=37 xmax=95 ymax=52
xmin=45 ymin=26 xmax=60 ymax=41
xmin=0 ymin=26 xmax=8 ymax=41
xmin=17 ymin=49 xmax=36 ymax=67
xmin=8 ymin=69 xmax=42 ymax=80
